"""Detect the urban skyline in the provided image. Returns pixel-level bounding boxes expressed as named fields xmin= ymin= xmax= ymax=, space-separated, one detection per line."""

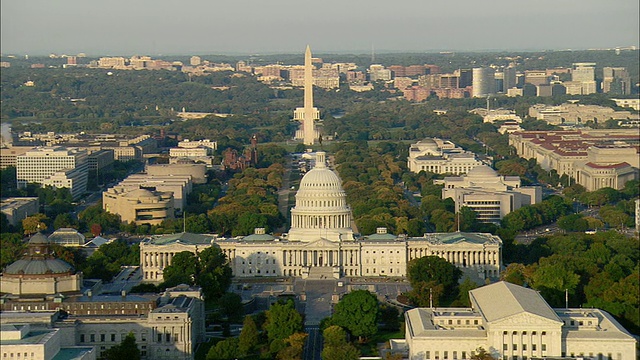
xmin=1 ymin=0 xmax=639 ymax=55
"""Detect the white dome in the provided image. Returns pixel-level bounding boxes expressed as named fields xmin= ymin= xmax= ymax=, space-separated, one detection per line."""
xmin=467 ymin=165 xmax=498 ymax=178
xmin=296 ymin=152 xmax=345 ymax=201
xmin=289 ymin=151 xmax=354 ymax=242
xmin=299 ymin=168 xmax=342 ymax=191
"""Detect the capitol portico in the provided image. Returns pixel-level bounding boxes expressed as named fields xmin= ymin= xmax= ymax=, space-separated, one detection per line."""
xmin=140 ymin=152 xmax=503 ymax=282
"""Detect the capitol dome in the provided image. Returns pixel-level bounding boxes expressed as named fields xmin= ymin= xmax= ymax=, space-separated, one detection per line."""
xmin=288 ymin=152 xmax=354 ymax=242
xmin=298 ymin=152 xmax=343 ymax=192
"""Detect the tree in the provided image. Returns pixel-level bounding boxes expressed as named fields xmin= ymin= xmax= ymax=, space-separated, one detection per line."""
xmin=53 ymin=213 xmax=76 ymax=230
xmin=407 ymin=256 xmax=462 ymax=305
xmin=501 ymin=263 xmax=528 ymax=286
xmin=197 ymin=246 xmax=233 ymax=300
xmin=160 ymin=246 xmax=232 ymax=300
xmin=162 ymin=251 xmax=197 ymax=287
xmin=470 ymin=347 xmax=495 ymax=360
xmin=264 ymin=299 xmax=304 ymax=344
xmin=22 ymin=213 xmax=48 ymax=234
xmin=276 ymin=332 xmax=307 ymax=360
xmin=455 ymin=277 xmax=479 ymax=307
xmin=557 ymin=214 xmax=589 ymax=232
xmin=99 ymin=332 xmax=140 ymax=360
xmin=1 ymin=233 xmax=26 ymax=269
xmin=90 ymin=223 xmax=102 ymax=237
xmin=321 ymin=325 xmax=360 ymax=360
xmin=332 ymin=290 xmax=379 ymax=342
xmin=238 ymin=315 xmax=259 ymax=356
xmin=218 ymin=292 xmax=244 ymax=323
xmin=206 ymin=337 xmax=239 ymax=360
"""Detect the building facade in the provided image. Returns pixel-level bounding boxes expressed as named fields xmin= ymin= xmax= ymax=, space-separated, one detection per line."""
xmin=437 ymin=165 xmax=541 ymax=223
xmin=103 ymin=187 xmax=175 ymax=225
xmin=407 ymin=138 xmax=484 ymax=175
xmin=402 ymin=282 xmax=636 ymax=360
xmin=1 ymin=197 xmax=39 ymax=227
xmin=509 ymin=129 xmax=640 ymax=190
xmin=16 ymin=147 xmax=89 ymax=197
xmin=139 ymin=152 xmax=503 ymax=283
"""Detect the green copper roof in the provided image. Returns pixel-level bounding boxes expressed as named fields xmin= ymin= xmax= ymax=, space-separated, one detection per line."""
xmin=148 ymin=232 xmax=215 ymax=245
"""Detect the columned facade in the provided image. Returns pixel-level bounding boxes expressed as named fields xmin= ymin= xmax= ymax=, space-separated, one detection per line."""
xmin=139 ymin=152 xmax=503 ymax=282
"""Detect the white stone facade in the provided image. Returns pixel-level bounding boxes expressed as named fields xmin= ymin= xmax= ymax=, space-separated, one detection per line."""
xmin=403 ymin=282 xmax=636 ymax=360
xmin=408 ymin=138 xmax=483 ymax=175
xmin=437 ymin=165 xmax=541 ymax=223
xmin=140 ymin=152 xmax=502 ymax=282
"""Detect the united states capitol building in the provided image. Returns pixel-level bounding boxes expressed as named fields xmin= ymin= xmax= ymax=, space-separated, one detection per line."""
xmin=140 ymin=152 xmax=503 ymax=283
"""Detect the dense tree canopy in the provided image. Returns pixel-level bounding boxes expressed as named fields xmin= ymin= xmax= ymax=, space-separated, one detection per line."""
xmin=407 ymin=256 xmax=462 ymax=306
xmin=161 ymin=246 xmax=231 ymax=300
xmin=331 ymin=290 xmax=379 ymax=342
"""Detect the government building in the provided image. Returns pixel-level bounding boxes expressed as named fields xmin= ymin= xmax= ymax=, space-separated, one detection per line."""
xmin=0 ymin=233 xmax=205 ymax=360
xmin=140 ymin=152 xmax=503 ymax=282
xmin=397 ymin=281 xmax=636 ymax=359
xmin=407 ymin=138 xmax=484 ymax=175
xmin=436 ymin=165 xmax=542 ymax=223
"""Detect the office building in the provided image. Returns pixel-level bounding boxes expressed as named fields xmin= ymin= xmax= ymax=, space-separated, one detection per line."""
xmin=509 ymin=129 xmax=640 ymax=190
xmin=16 ymin=147 xmax=89 ymax=199
xmin=602 ymin=67 xmax=631 ymax=94
xmin=571 ymin=62 xmax=597 ymax=95
xmin=436 ymin=165 xmax=541 ymax=223
xmin=472 ymin=68 xmax=495 ymax=97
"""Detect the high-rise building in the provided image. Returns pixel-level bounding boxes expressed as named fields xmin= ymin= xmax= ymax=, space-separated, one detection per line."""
xmin=472 ymin=68 xmax=495 ymax=97
xmin=293 ymin=46 xmax=320 ymax=145
xmin=524 ymin=70 xmax=549 ymax=86
xmin=502 ymin=67 xmax=517 ymax=91
xmin=571 ymin=62 xmax=597 ymax=95
xmin=603 ymin=67 xmax=631 ymax=94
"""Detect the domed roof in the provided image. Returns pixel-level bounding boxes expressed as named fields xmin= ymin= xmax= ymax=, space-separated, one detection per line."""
xmin=28 ymin=232 xmax=49 ymax=245
xmin=467 ymin=165 xmax=498 ymax=178
xmin=298 ymin=152 xmax=343 ymax=191
xmin=4 ymin=258 xmax=73 ymax=275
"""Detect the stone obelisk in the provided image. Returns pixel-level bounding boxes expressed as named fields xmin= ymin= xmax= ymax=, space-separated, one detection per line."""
xmin=302 ymin=45 xmax=316 ymax=145
xmin=293 ymin=45 xmax=320 ymax=145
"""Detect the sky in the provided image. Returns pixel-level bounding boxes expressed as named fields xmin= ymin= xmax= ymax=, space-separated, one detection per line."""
xmin=2 ymin=0 xmax=639 ymax=56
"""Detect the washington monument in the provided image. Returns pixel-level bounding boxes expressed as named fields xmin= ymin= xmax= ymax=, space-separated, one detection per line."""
xmin=294 ymin=45 xmax=320 ymax=145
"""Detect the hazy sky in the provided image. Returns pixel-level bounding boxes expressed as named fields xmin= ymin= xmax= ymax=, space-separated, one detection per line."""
xmin=2 ymin=0 xmax=638 ymax=55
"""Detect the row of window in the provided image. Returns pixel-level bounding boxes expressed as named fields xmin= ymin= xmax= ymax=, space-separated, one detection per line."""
xmin=2 ymin=353 xmax=36 ymax=359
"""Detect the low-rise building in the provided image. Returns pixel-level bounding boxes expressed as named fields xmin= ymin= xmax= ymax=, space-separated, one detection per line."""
xmin=1 ymin=197 xmax=39 ymax=227
xmin=436 ymin=165 xmax=541 ymax=223
xmin=48 ymin=228 xmax=86 ymax=247
xmin=103 ymin=187 xmax=174 ymax=225
xmin=509 ymin=129 xmax=640 ymax=190
xmin=408 ymin=138 xmax=484 ymax=175
xmin=402 ymin=281 xmax=636 ymax=360
xmin=0 ymin=324 xmax=95 ymax=360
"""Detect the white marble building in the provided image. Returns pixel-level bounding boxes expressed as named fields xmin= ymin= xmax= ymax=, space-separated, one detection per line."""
xmin=401 ymin=281 xmax=636 ymax=360
xmin=407 ymin=138 xmax=484 ymax=175
xmin=139 ymin=152 xmax=503 ymax=282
